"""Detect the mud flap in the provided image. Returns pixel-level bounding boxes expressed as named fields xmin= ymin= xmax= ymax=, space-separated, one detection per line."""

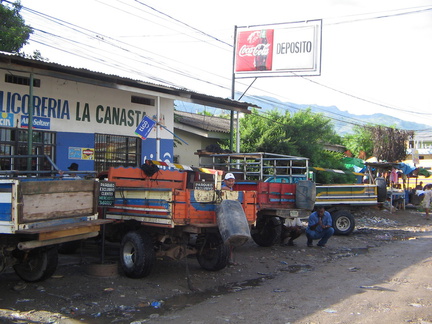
xmin=216 ymin=200 xmax=251 ymax=247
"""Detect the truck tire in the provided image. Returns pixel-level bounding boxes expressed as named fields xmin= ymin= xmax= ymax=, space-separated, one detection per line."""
xmin=251 ymin=216 xmax=282 ymax=247
xmin=375 ymin=177 xmax=387 ymax=203
xmin=332 ymin=210 xmax=355 ymax=235
xmin=120 ymin=231 xmax=155 ymax=278
xmin=13 ymin=246 xmax=58 ymax=282
xmin=196 ymin=233 xmax=230 ymax=271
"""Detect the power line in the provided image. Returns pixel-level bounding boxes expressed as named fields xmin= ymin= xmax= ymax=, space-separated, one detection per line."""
xmin=132 ymin=0 xmax=232 ymax=47
xmin=298 ymin=75 xmax=432 ymax=117
xmin=13 ymin=1 xmax=432 ymax=131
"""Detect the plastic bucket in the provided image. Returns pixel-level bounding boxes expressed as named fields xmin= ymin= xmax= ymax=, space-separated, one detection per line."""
xmin=216 ymin=200 xmax=251 ymax=247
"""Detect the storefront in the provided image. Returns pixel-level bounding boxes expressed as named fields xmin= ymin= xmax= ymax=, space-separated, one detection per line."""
xmin=0 ymin=53 xmax=253 ymax=174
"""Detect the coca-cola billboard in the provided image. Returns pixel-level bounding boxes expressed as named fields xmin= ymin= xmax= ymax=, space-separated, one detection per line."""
xmin=234 ymin=20 xmax=322 ymax=77
xmin=235 ymin=29 xmax=274 ymax=72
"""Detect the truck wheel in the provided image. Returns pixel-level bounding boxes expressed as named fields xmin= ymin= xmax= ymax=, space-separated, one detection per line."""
xmin=375 ymin=177 xmax=387 ymax=203
xmin=196 ymin=233 xmax=230 ymax=271
xmin=251 ymin=216 xmax=282 ymax=247
xmin=332 ymin=210 xmax=355 ymax=235
xmin=13 ymin=246 xmax=58 ymax=282
xmin=120 ymin=231 xmax=155 ymax=278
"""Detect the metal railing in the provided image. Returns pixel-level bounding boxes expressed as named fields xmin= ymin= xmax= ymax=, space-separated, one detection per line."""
xmin=198 ymin=152 xmax=309 ymax=182
xmin=0 ymin=155 xmax=96 ymax=178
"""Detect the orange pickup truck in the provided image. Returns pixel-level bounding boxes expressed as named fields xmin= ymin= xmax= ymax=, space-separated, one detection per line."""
xmin=102 ymin=165 xmax=256 ymax=278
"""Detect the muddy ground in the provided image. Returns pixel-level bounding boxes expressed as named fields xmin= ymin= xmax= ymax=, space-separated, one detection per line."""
xmin=1 ymin=206 xmax=432 ymax=324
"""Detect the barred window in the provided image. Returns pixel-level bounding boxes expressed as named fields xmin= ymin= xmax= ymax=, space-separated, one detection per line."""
xmin=0 ymin=128 xmax=56 ymax=171
xmin=94 ymin=133 xmax=141 ymax=173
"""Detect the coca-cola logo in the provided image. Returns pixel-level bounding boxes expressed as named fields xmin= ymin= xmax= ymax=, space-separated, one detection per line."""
xmin=238 ymin=44 xmax=270 ymax=57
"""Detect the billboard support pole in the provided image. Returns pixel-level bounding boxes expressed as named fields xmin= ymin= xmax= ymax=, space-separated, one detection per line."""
xmin=230 ymin=25 xmax=238 ymax=152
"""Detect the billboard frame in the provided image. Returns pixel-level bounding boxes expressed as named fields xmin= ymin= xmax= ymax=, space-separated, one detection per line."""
xmin=233 ymin=20 xmax=322 ymax=79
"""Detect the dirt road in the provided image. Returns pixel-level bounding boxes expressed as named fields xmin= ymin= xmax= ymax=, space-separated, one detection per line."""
xmin=1 ymin=207 xmax=432 ymax=324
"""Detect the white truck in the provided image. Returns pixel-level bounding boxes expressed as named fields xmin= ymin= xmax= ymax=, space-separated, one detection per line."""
xmin=0 ymin=155 xmax=107 ymax=282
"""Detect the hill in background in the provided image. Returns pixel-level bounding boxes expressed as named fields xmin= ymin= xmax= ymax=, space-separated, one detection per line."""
xmin=241 ymin=95 xmax=429 ymax=135
xmin=176 ymin=95 xmax=429 ymax=135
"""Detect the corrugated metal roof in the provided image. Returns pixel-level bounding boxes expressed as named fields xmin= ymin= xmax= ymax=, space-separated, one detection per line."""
xmin=0 ymin=52 xmax=259 ymax=113
xmin=174 ymin=111 xmax=230 ymax=133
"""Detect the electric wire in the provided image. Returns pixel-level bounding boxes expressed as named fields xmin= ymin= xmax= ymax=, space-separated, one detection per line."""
xmin=6 ymin=0 xmax=432 ymax=132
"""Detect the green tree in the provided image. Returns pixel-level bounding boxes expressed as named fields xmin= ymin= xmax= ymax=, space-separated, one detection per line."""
xmin=343 ymin=125 xmax=374 ymax=158
xmin=239 ymin=108 xmax=353 ymax=183
xmin=240 ymin=108 xmax=297 ymax=154
xmin=313 ymin=150 xmax=355 ymax=184
xmin=281 ymin=109 xmax=342 ymax=164
xmin=0 ymin=1 xmax=33 ymax=53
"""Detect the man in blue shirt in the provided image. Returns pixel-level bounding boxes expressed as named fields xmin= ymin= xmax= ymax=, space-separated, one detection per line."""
xmin=306 ymin=206 xmax=334 ymax=247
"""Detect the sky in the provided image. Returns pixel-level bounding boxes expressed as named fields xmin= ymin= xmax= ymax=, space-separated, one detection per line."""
xmin=13 ymin=0 xmax=432 ymax=129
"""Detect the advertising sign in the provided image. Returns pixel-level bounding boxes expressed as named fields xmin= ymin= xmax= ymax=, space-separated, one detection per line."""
xmin=20 ymin=115 xmax=51 ymax=129
xmin=236 ymin=29 xmax=274 ymax=72
xmin=0 ymin=113 xmax=14 ymax=127
xmin=98 ymin=181 xmax=116 ymax=207
xmin=68 ymin=147 xmax=95 ymax=160
xmin=235 ymin=20 xmax=322 ymax=78
xmin=135 ymin=115 xmax=156 ymax=139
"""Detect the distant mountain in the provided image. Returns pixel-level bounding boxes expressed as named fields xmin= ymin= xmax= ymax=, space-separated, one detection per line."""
xmin=241 ymin=95 xmax=430 ymax=135
xmin=175 ymin=95 xmax=430 ymax=135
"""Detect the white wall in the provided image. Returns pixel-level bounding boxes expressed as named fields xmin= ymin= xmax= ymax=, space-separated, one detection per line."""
xmin=0 ymin=72 xmax=174 ymax=139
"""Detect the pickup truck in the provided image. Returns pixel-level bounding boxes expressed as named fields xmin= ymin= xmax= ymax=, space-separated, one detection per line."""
xmin=102 ymin=163 xmax=256 ymax=278
xmin=0 ymin=155 xmax=107 ymax=282
xmin=263 ymin=174 xmax=387 ymax=235
xmin=198 ymin=152 xmax=387 ymax=237
xmin=314 ymin=178 xmax=387 ymax=234
xmin=198 ymin=152 xmax=315 ymax=246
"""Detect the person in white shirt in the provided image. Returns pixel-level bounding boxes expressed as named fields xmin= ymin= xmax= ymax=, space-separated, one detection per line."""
xmin=280 ymin=216 xmax=304 ymax=246
xmin=423 ymin=184 xmax=432 ymax=220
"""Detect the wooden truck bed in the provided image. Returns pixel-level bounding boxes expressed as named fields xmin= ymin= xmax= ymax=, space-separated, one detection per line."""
xmin=106 ymin=167 xmax=257 ymax=228
xmin=0 ymin=178 xmax=104 ymax=250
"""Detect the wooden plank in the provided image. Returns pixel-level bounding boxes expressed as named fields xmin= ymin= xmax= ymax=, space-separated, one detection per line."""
xmin=20 ymin=180 xmax=95 ymax=195
xmin=15 ymin=219 xmax=111 ymax=235
xmin=38 ymin=224 xmax=101 ymax=240
xmin=108 ymin=167 xmax=187 ymax=190
xmin=20 ymin=191 xmax=95 ymax=223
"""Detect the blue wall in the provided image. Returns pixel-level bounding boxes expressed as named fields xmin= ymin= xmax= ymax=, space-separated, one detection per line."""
xmin=56 ymin=132 xmax=173 ymax=171
xmin=56 ymin=132 xmax=94 ymax=171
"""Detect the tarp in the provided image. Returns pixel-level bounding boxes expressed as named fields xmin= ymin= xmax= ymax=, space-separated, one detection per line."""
xmin=417 ymin=168 xmax=431 ymax=177
xmin=342 ymin=157 xmax=365 ymax=168
xmin=342 ymin=157 xmax=365 ymax=174
xmin=397 ymin=162 xmax=416 ymax=175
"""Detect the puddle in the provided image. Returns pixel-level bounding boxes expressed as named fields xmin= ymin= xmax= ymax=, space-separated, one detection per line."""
xmin=81 ymin=274 xmax=276 ymax=323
